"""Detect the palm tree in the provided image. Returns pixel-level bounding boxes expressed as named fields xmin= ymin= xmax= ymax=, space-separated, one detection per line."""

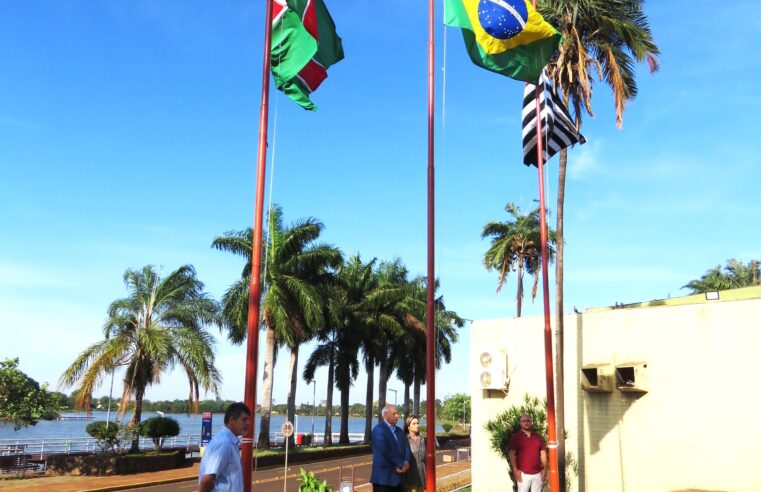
xmin=482 ymin=203 xmax=556 ymax=317
xmin=397 ymin=277 xmax=462 ymax=416
xmin=212 ymin=205 xmax=341 ymax=448
xmin=683 ymin=259 xmax=760 ymax=293
xmin=303 ymin=255 xmax=369 ymax=445
xmin=537 ymin=2 xmax=660 ymax=482
xmin=59 ymin=265 xmax=221 ymax=451
xmin=371 ymin=260 xmax=418 ymax=424
xmin=303 ymin=325 xmax=337 ymax=445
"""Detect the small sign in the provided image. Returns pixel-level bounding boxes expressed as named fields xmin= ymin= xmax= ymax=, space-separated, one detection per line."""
xmin=201 ymin=412 xmax=213 ymax=446
xmin=281 ymin=420 xmax=294 ymax=438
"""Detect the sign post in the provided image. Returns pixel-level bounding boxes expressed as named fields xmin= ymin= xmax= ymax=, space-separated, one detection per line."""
xmin=201 ymin=412 xmax=212 ymax=449
xmin=281 ymin=421 xmax=294 ymax=492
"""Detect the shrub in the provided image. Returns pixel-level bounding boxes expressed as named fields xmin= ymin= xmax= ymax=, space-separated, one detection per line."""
xmin=139 ymin=416 xmax=180 ymax=453
xmin=441 ymin=422 xmax=454 ymax=433
xmin=86 ymin=420 xmax=121 ymax=452
xmin=483 ymin=394 xmax=576 ymax=491
xmin=298 ymin=468 xmax=334 ymax=491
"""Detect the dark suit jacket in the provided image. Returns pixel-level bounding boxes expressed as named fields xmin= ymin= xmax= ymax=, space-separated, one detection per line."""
xmin=370 ymin=422 xmax=411 ymax=486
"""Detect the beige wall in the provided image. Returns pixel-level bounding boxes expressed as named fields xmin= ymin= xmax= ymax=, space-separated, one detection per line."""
xmin=471 ymin=294 xmax=761 ymax=492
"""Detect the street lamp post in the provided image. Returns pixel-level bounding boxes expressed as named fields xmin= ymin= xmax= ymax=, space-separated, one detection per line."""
xmin=388 ymin=388 xmax=398 ymax=407
xmin=311 ymin=380 xmax=316 ymax=440
xmin=105 ymin=368 xmax=115 ymax=431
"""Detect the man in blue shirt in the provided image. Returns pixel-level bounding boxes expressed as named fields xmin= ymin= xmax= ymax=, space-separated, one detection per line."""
xmin=198 ymin=402 xmax=251 ymax=492
xmin=370 ymin=404 xmax=411 ymax=492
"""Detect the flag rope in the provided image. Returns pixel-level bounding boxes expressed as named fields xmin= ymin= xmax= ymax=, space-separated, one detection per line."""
xmin=263 ymin=67 xmax=281 ymax=283
xmin=256 ymin=14 xmax=287 ymax=474
xmin=251 ymin=6 xmax=283 ymax=484
xmin=437 ymin=6 xmax=448 ymax=286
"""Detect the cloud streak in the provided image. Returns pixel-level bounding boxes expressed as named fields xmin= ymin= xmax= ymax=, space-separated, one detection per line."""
xmin=0 ymin=115 xmax=36 ymax=129
xmin=0 ymin=262 xmax=67 ymax=288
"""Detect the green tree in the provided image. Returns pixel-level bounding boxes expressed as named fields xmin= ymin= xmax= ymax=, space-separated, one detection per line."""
xmin=355 ymin=259 xmax=408 ymax=441
xmin=370 ymin=260 xmax=418 ymax=425
xmin=51 ymin=391 xmax=73 ymax=411
xmin=86 ymin=420 xmax=121 ymax=452
xmin=140 ymin=416 xmax=181 ymax=453
xmin=482 ymin=203 xmax=556 ymax=317
xmin=0 ymin=358 xmax=60 ymax=430
xmin=484 ymin=394 xmax=577 ymax=492
xmin=59 ymin=265 xmax=221 ymax=452
xmin=332 ymin=256 xmax=379 ymax=443
xmin=538 ymin=1 xmax=660 ymax=482
xmin=212 ymin=205 xmax=341 ymax=448
xmin=392 ymin=277 xmax=461 ymax=417
xmin=683 ymin=259 xmax=760 ymax=293
xmin=440 ymin=393 xmax=470 ymax=423
xmin=349 ymin=403 xmax=365 ymax=417
xmin=304 ymin=255 xmax=373 ymax=444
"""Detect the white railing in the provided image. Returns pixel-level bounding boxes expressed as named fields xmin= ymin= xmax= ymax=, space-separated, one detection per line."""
xmin=271 ymin=432 xmax=364 ymax=445
xmin=0 ymin=435 xmax=202 ymax=458
xmin=0 ymin=432 xmax=365 ymax=459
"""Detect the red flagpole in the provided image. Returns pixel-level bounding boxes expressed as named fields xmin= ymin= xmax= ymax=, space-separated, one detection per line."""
xmin=242 ymin=1 xmax=275 ymax=491
xmin=424 ymin=0 xmax=436 ymax=488
xmin=534 ymin=83 xmax=561 ymax=492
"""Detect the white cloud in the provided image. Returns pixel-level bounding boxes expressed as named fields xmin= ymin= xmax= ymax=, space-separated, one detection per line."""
xmin=0 ymin=115 xmax=36 ymax=129
xmin=568 ymin=139 xmax=602 ymax=181
xmin=566 ymin=266 xmax=687 ymax=284
xmin=0 ymin=262 xmax=68 ymax=288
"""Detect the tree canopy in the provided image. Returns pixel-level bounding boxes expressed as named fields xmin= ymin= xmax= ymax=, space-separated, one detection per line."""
xmin=683 ymin=259 xmax=760 ymax=293
xmin=0 ymin=358 xmax=60 ymax=430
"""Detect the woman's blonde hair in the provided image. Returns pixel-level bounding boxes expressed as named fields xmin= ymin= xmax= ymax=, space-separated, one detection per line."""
xmin=405 ymin=414 xmax=420 ymax=435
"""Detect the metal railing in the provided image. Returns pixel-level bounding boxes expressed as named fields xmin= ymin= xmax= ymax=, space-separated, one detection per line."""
xmin=0 ymin=432 xmax=364 ymax=459
xmin=0 ymin=435 xmax=202 ymax=459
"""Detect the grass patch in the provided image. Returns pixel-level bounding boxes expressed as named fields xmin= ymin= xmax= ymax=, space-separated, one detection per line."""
xmin=123 ymin=450 xmax=180 ymax=458
xmin=253 ymin=443 xmax=366 ymax=458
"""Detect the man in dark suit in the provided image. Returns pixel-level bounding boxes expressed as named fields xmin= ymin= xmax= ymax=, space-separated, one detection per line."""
xmin=370 ymin=403 xmax=411 ymax=492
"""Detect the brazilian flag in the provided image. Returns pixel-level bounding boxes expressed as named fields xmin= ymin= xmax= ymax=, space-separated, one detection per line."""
xmin=444 ymin=0 xmax=560 ymax=84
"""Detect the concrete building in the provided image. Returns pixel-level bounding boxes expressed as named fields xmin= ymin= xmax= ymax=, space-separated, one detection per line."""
xmin=470 ymin=286 xmax=761 ymax=492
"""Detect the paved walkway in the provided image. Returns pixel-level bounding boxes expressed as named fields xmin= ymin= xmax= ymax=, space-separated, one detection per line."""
xmin=0 ymin=451 xmax=470 ymax=492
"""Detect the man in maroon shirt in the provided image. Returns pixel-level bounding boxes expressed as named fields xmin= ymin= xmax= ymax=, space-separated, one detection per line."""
xmin=508 ymin=414 xmax=547 ymax=492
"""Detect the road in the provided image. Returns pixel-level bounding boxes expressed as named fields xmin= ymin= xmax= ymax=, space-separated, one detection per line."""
xmin=127 ymin=449 xmax=469 ymax=492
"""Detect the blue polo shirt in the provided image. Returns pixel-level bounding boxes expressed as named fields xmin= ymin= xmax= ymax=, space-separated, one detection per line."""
xmin=198 ymin=427 xmax=243 ymax=492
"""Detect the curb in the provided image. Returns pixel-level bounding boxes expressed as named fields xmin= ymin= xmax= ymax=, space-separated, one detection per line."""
xmin=81 ymin=474 xmax=198 ymax=492
xmin=50 ymin=449 xmax=468 ymax=492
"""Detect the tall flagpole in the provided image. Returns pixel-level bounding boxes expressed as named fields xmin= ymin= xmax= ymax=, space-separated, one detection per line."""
xmin=424 ymin=0 xmax=437 ymax=488
xmin=534 ymin=83 xmax=561 ymax=492
xmin=242 ymin=1 xmax=275 ymax=491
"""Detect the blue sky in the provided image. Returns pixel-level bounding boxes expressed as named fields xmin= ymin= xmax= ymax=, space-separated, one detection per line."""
xmin=2 ymin=1 xmax=760 ymax=408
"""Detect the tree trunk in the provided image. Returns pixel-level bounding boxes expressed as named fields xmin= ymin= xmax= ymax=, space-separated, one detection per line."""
xmin=413 ymin=367 xmax=421 ymax=416
xmin=555 ymin=147 xmax=568 ymax=491
xmin=128 ymin=387 xmax=145 ymax=452
xmin=516 ymin=263 xmax=524 ymax=317
xmin=325 ymin=350 xmax=335 ymax=445
xmin=377 ymin=354 xmax=388 ymax=422
xmin=258 ymin=325 xmax=276 ymax=449
xmin=403 ymin=383 xmax=411 ymax=419
xmin=363 ymin=357 xmax=374 ymax=443
xmin=286 ymin=345 xmax=299 ymax=447
xmin=339 ymin=384 xmax=350 ymax=444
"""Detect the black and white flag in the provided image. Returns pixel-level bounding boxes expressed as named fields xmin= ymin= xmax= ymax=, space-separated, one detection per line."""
xmin=522 ymin=71 xmax=585 ymax=167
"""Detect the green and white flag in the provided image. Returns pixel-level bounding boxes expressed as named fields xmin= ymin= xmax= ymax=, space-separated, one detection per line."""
xmin=271 ymin=0 xmax=343 ymax=111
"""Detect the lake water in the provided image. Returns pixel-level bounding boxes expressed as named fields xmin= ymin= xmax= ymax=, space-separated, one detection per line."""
xmin=0 ymin=411 xmax=441 ymax=441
